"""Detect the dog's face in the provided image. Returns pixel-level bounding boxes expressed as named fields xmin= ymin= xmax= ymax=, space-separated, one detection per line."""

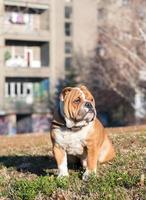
xmin=59 ymin=85 xmax=96 ymax=128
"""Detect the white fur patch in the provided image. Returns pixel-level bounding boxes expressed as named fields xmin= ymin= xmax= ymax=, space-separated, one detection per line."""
xmin=98 ymin=142 xmax=110 ymax=163
xmin=82 ymin=169 xmax=97 ymax=181
xmin=75 ymin=87 xmax=86 ymax=100
xmin=58 ymin=152 xmax=69 ymax=177
xmin=65 ymin=117 xmax=88 ymax=129
xmin=54 ymin=122 xmax=93 ymax=156
xmin=65 ymin=118 xmax=75 ymax=128
xmin=81 ymin=158 xmax=87 ymax=168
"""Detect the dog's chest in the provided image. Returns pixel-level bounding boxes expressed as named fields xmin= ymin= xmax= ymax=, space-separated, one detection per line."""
xmin=54 ymin=124 xmax=92 ymax=155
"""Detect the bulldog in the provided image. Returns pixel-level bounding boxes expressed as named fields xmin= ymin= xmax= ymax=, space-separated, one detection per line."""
xmin=51 ymin=85 xmax=115 ymax=180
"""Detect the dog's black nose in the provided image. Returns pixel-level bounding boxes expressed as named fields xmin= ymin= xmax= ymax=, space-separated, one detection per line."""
xmin=85 ymin=102 xmax=92 ymax=109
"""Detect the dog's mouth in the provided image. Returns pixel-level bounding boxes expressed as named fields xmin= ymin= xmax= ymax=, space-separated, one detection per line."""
xmin=84 ymin=110 xmax=95 ymax=122
xmin=75 ymin=109 xmax=95 ymax=123
xmin=87 ymin=109 xmax=95 ymax=114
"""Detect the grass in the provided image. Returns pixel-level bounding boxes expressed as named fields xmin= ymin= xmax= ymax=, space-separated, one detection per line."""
xmin=7 ymin=176 xmax=69 ymax=200
xmin=0 ymin=128 xmax=145 ymax=200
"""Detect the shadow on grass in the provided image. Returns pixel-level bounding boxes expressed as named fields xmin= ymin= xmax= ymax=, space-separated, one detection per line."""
xmin=0 ymin=155 xmax=81 ymax=176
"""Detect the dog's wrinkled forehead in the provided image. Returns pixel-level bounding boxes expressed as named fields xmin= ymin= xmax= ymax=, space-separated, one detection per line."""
xmin=69 ymin=87 xmax=86 ymax=102
xmin=60 ymin=85 xmax=93 ymax=102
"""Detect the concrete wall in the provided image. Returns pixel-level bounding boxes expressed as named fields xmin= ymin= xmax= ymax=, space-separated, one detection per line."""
xmin=49 ymin=0 xmax=65 ymax=94
xmin=0 ymin=0 xmax=5 ymax=110
xmin=0 ymin=0 xmax=97 ymax=110
xmin=40 ymin=9 xmax=50 ymax=30
xmin=49 ymin=0 xmax=98 ymax=93
xmin=73 ymin=0 xmax=97 ymax=56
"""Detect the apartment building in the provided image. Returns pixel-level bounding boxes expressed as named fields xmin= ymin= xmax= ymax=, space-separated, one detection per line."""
xmin=0 ymin=0 xmax=98 ymax=134
xmin=1 ymin=0 xmax=143 ymax=133
xmin=0 ymin=0 xmax=51 ymax=134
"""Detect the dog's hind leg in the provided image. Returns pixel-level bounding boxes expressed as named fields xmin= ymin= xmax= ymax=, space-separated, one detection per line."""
xmin=98 ymin=134 xmax=115 ymax=163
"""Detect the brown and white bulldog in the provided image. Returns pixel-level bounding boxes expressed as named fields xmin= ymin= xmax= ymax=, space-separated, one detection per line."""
xmin=51 ymin=85 xmax=115 ymax=180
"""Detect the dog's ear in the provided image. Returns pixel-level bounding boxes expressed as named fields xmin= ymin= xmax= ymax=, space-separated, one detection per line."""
xmin=79 ymin=85 xmax=88 ymax=91
xmin=60 ymin=87 xmax=72 ymax=101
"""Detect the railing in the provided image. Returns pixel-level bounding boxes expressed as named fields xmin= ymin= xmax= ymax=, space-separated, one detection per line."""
xmin=4 ymin=96 xmax=50 ymax=113
xmin=4 ymin=0 xmax=50 ymax=6
xmin=4 ymin=8 xmax=50 ymax=35
xmin=4 ymin=24 xmax=50 ymax=35
xmin=17 ymin=0 xmax=50 ymax=4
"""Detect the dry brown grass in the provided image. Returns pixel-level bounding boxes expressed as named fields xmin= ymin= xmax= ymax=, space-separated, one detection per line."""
xmin=0 ymin=125 xmax=145 ymax=200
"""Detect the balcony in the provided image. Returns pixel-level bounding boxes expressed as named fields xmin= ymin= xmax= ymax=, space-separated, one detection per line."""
xmin=5 ymin=67 xmax=50 ymax=78
xmin=4 ymin=0 xmax=50 ymax=10
xmin=4 ymin=29 xmax=50 ymax=42
xmin=4 ymin=40 xmax=50 ymax=75
xmin=4 ymin=78 xmax=50 ymax=114
xmin=4 ymin=96 xmax=50 ymax=113
xmin=3 ymin=5 xmax=50 ymax=41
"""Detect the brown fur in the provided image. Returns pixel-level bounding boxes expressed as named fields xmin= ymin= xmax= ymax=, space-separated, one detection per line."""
xmin=86 ymin=119 xmax=115 ymax=170
xmin=51 ymin=85 xmax=115 ymax=177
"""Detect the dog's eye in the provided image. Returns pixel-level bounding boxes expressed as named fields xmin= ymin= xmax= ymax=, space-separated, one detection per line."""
xmin=91 ymin=98 xmax=94 ymax=102
xmin=73 ymin=98 xmax=80 ymax=104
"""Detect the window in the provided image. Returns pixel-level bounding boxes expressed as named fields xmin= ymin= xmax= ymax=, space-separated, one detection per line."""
xmin=65 ymin=57 xmax=72 ymax=70
xmin=65 ymin=22 xmax=72 ymax=36
xmin=27 ymin=89 xmax=30 ymax=95
xmin=8 ymin=83 xmax=10 ymax=96
xmin=20 ymin=83 xmax=23 ymax=95
xmin=5 ymin=82 xmax=10 ymax=97
xmin=5 ymin=79 xmax=49 ymax=99
xmin=15 ymin=83 xmax=17 ymax=95
xmin=65 ymin=6 xmax=72 ymax=18
xmin=5 ymin=82 xmax=30 ymax=98
xmin=97 ymin=8 xmax=106 ymax=19
xmin=9 ymin=12 xmax=31 ymax=25
xmin=122 ymin=0 xmax=129 ymax=5
xmin=10 ymin=82 xmax=15 ymax=97
xmin=65 ymin=42 xmax=72 ymax=53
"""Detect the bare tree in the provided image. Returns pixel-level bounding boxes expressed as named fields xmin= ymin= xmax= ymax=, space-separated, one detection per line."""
xmin=74 ymin=0 xmax=146 ymax=124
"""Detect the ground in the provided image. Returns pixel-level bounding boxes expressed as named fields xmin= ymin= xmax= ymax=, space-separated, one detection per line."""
xmin=0 ymin=125 xmax=146 ymax=200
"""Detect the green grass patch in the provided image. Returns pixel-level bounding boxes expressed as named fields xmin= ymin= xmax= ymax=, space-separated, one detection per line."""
xmin=85 ymin=170 xmax=140 ymax=199
xmin=3 ymin=170 xmax=144 ymax=200
xmin=0 ymin=131 xmax=145 ymax=199
xmin=7 ymin=176 xmax=69 ymax=200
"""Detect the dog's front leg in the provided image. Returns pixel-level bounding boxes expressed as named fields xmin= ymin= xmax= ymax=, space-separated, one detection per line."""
xmin=53 ymin=145 xmax=68 ymax=177
xmin=82 ymin=145 xmax=98 ymax=181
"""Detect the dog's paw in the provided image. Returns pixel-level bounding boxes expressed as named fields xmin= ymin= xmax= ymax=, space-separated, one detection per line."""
xmin=81 ymin=158 xmax=87 ymax=169
xmin=82 ymin=171 xmax=89 ymax=181
xmin=82 ymin=170 xmax=96 ymax=181
xmin=58 ymin=171 xmax=69 ymax=178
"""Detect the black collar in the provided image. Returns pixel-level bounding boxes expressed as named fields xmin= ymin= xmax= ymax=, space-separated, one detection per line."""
xmin=52 ymin=107 xmax=87 ymax=132
xmin=52 ymin=120 xmax=85 ymax=132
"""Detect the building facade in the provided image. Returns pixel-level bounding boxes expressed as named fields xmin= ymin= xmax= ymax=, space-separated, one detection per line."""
xmin=0 ymin=0 xmax=98 ymax=134
xmin=1 ymin=0 xmax=144 ymax=132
